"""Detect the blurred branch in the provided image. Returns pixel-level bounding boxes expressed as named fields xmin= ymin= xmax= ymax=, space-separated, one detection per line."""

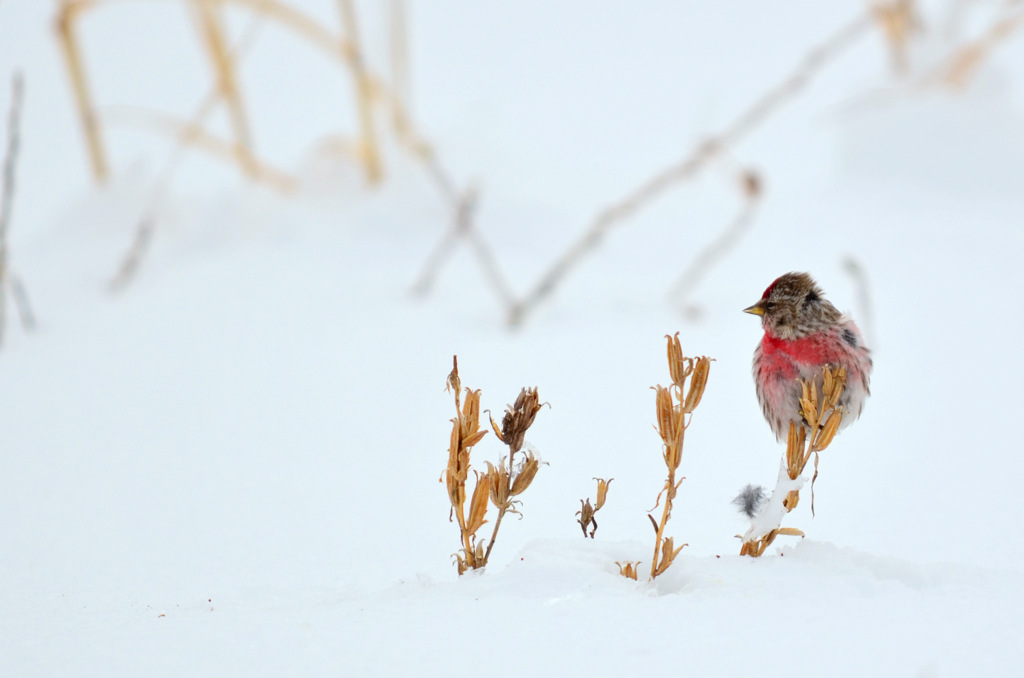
xmin=388 ymin=0 xmax=410 ymax=139
xmin=667 ymin=170 xmax=762 ymax=312
xmin=842 ymin=256 xmax=876 ymax=351
xmin=939 ymin=6 xmax=1024 ymax=87
xmin=0 ymin=72 xmax=35 ymax=345
xmin=57 ymin=0 xmax=108 ymax=181
xmin=110 ymin=16 xmax=267 ymax=291
xmin=410 ymin=178 xmax=517 ymax=309
xmin=505 ymin=12 xmax=873 ymax=327
xmin=338 ymin=0 xmax=383 ymax=184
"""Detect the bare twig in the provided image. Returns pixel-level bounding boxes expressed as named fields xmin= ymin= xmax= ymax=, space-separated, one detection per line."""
xmin=506 ymin=13 xmax=872 ymax=327
xmin=1 ymin=72 xmax=29 ymax=345
xmin=667 ymin=170 xmax=762 ymax=312
xmin=409 ymin=156 xmax=518 ymax=309
xmin=842 ymin=256 xmax=876 ymax=351
xmin=188 ymin=0 xmax=258 ymax=179
xmin=57 ymin=0 xmax=109 ymax=181
xmin=9 ymin=275 xmax=36 ymax=331
xmin=338 ymin=0 xmax=383 ymax=184
xmin=940 ymin=6 xmax=1024 ymax=87
xmin=109 ymin=16 xmax=266 ymax=291
xmin=388 ymin=0 xmax=411 ymax=142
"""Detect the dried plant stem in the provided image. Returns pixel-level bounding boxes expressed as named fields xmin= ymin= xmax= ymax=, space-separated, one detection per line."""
xmin=100 ymin=105 xmax=295 ymax=191
xmin=110 ymin=17 xmax=269 ymax=291
xmin=506 ymin=13 xmax=872 ymax=327
xmin=189 ymin=0 xmax=258 ymax=180
xmin=338 ymin=0 xmax=383 ymax=184
xmin=941 ymin=6 xmax=1024 ymax=86
xmin=388 ymin=0 xmax=410 ymax=140
xmin=740 ymin=366 xmax=846 ymax=557
xmin=842 ymin=256 xmax=876 ymax=351
xmin=444 ymin=358 xmax=544 ymax=574
xmin=650 ymin=457 xmax=682 ymax=579
xmin=409 ymin=171 xmax=518 ymax=309
xmin=0 ymin=72 xmax=33 ymax=345
xmin=668 ymin=170 xmax=761 ymax=310
xmin=637 ymin=335 xmax=710 ymax=580
xmin=58 ymin=0 xmax=388 ymax=188
xmin=56 ymin=1 xmax=108 ymax=181
xmin=577 ymin=477 xmax=612 ymax=538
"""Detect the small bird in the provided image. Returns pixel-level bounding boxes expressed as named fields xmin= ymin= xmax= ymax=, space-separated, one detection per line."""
xmin=744 ymin=272 xmax=872 ymax=441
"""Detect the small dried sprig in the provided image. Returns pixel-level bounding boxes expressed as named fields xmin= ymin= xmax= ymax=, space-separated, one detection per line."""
xmin=616 ymin=561 xmax=641 ymax=581
xmin=577 ymin=477 xmax=613 ymax=538
xmin=443 ymin=356 xmax=546 ymax=574
xmin=739 ymin=365 xmax=846 ymax=557
xmin=619 ymin=334 xmax=710 ymax=581
xmin=443 ymin=356 xmax=490 ymax=574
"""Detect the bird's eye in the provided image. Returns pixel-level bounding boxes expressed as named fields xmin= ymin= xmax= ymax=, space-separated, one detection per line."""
xmin=764 ymin=301 xmax=775 ymax=311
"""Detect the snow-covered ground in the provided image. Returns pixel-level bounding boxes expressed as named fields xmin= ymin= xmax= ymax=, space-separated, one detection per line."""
xmin=2 ymin=1 xmax=1024 ymax=675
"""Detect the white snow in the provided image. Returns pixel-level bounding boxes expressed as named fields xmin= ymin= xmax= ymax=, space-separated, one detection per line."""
xmin=2 ymin=1 xmax=1024 ymax=676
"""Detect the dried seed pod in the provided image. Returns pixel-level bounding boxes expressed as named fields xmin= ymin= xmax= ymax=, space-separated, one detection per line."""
xmin=501 ymin=387 xmax=542 ymax=454
xmin=594 ymin=477 xmax=613 ymax=511
xmin=786 ymin=421 xmax=804 ymax=479
xmin=814 ymin=407 xmax=844 ymax=451
xmin=822 ymin=365 xmax=835 ymax=399
xmin=666 ymin=333 xmax=692 ymax=388
xmin=446 ymin=471 xmax=465 ymax=512
xmin=510 ymin=452 xmax=541 ymax=496
xmin=487 ymin=410 xmax=506 ymax=444
xmin=460 ymin=389 xmax=484 ymax=440
xmin=446 ymin=356 xmax=461 ymax=398
xmin=616 ymin=561 xmax=640 ymax=580
xmin=776 ymin=527 xmax=805 ymax=537
xmin=653 ymin=537 xmax=686 ymax=577
xmin=576 ymin=498 xmax=595 ymax=537
xmin=684 ymin=356 xmax=711 ymax=412
xmin=654 ymin=385 xmax=675 ymax=444
xmin=486 ymin=461 xmax=510 ymax=510
xmin=825 ymin=366 xmax=847 ymax=409
xmin=466 ymin=472 xmax=491 ymax=536
xmin=783 ymin=489 xmax=800 ymax=511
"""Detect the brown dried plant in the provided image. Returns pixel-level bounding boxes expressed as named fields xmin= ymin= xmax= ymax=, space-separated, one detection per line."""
xmin=576 ymin=477 xmax=613 ymax=538
xmin=620 ymin=334 xmax=710 ymax=581
xmin=739 ymin=365 xmax=846 ymax=557
xmin=443 ymin=356 xmax=545 ymax=574
xmin=615 ymin=561 xmax=640 ymax=581
xmin=56 ymin=0 xmax=421 ymax=189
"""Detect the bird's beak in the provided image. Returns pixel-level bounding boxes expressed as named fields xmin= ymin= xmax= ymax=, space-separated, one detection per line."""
xmin=743 ymin=301 xmax=765 ymax=316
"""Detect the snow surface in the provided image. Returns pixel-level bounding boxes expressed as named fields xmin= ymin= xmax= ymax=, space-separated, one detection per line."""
xmin=3 ymin=1 xmax=1024 ymax=675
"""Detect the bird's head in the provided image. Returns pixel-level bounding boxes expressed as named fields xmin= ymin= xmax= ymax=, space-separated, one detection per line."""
xmin=744 ymin=272 xmax=841 ymax=340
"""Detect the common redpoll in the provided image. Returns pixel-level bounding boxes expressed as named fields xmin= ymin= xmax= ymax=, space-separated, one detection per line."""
xmin=745 ymin=272 xmax=872 ymax=441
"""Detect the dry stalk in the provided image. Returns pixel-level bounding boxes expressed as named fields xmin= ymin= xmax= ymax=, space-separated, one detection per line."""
xmin=739 ymin=365 xmax=847 ymax=557
xmin=620 ymin=334 xmax=710 ymax=581
xmin=387 ymin=0 xmax=410 ymax=141
xmin=576 ymin=477 xmax=613 ymax=538
xmin=57 ymin=0 xmax=398 ymax=188
xmin=108 ymin=17 xmax=269 ymax=291
xmin=505 ymin=13 xmax=873 ymax=327
xmin=940 ymin=6 xmax=1024 ymax=87
xmin=443 ymin=356 xmax=545 ymax=574
xmin=188 ymin=0 xmax=258 ymax=179
xmin=337 ymin=0 xmax=383 ymax=184
xmin=842 ymin=256 xmax=876 ymax=351
xmin=0 ymin=72 xmax=34 ymax=345
xmin=57 ymin=1 xmax=108 ymax=181
xmin=870 ymin=0 xmax=921 ymax=75
xmin=667 ymin=169 xmax=762 ymax=311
